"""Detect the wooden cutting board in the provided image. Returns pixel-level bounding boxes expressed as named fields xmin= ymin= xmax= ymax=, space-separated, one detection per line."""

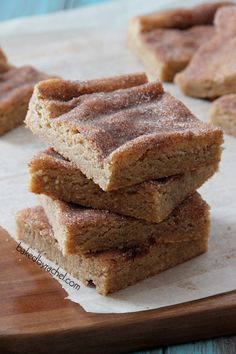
xmin=1 ymin=228 xmax=236 ymax=354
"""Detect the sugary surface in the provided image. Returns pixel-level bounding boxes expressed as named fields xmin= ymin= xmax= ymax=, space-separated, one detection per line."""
xmin=0 ymin=66 xmax=50 ymax=101
xmin=36 ymin=78 xmax=218 ymax=161
xmin=141 ymin=25 xmax=215 ymax=62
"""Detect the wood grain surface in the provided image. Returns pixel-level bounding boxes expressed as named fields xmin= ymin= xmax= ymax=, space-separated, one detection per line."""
xmin=1 ymin=228 xmax=236 ymax=354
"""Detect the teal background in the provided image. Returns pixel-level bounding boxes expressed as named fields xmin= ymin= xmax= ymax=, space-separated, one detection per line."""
xmin=0 ymin=0 xmax=109 ymax=21
xmin=1 ymin=0 xmax=235 ymax=353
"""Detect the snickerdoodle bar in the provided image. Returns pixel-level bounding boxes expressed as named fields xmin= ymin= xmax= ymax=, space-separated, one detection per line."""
xmin=29 ymin=148 xmax=217 ymax=223
xmin=25 ymin=73 xmax=223 ymax=191
xmin=0 ymin=66 xmax=51 ymax=135
xmin=175 ymin=6 xmax=236 ymax=98
xmin=16 ymin=204 xmax=208 ymax=295
xmin=209 ymin=94 xmax=236 ymax=137
xmin=37 ymin=193 xmax=209 ymax=256
xmin=128 ymin=2 xmax=231 ymax=81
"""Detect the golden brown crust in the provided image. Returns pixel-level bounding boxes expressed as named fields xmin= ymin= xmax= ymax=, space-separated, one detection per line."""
xmin=37 ymin=192 xmax=210 ymax=255
xmin=29 ymin=148 xmax=218 ymax=223
xmin=37 ymin=73 xmax=148 ymax=101
xmin=16 ymin=206 xmax=208 ymax=295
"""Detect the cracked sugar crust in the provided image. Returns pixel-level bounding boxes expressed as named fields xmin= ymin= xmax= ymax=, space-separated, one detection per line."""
xmin=37 ymin=72 xmax=148 ymax=101
xmin=26 ymin=73 xmax=223 ymax=190
xmin=30 ymin=78 xmax=219 ymax=160
xmin=209 ymin=94 xmax=236 ymax=137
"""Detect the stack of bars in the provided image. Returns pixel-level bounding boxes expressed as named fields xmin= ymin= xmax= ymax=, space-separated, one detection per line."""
xmin=16 ymin=73 xmax=223 ymax=295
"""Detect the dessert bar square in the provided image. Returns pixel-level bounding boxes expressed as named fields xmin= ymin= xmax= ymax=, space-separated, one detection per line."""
xmin=128 ymin=2 xmax=231 ymax=81
xmin=175 ymin=6 xmax=236 ymax=98
xmin=0 ymin=65 xmax=52 ymax=135
xmin=37 ymin=193 xmax=209 ymax=255
xmin=16 ymin=206 xmax=208 ymax=295
xmin=25 ymin=73 xmax=223 ymax=191
xmin=29 ymin=148 xmax=217 ymax=223
xmin=209 ymin=94 xmax=236 ymax=137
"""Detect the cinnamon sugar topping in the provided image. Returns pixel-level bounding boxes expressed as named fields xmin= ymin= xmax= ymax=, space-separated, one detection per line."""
xmin=0 ymin=66 xmax=50 ymax=100
xmin=34 ymin=76 xmax=211 ymax=159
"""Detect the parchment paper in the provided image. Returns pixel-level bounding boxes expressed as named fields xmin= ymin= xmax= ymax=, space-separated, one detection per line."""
xmin=0 ymin=0 xmax=235 ymax=313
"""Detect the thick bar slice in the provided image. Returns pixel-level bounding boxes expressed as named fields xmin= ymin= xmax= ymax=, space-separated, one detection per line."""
xmin=209 ymin=94 xmax=236 ymax=137
xmin=0 ymin=66 xmax=52 ymax=135
xmin=25 ymin=74 xmax=223 ymax=191
xmin=175 ymin=6 xmax=236 ymax=98
xmin=29 ymin=148 xmax=217 ymax=223
xmin=37 ymin=193 xmax=209 ymax=256
xmin=128 ymin=2 xmax=231 ymax=81
xmin=16 ymin=206 xmax=208 ymax=295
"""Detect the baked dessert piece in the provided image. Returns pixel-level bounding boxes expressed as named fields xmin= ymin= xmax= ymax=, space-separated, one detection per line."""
xmin=37 ymin=192 xmax=209 ymax=256
xmin=209 ymin=94 xmax=236 ymax=137
xmin=29 ymin=148 xmax=218 ymax=223
xmin=0 ymin=66 xmax=51 ymax=135
xmin=16 ymin=205 xmax=209 ymax=295
xmin=128 ymin=2 xmax=231 ymax=82
xmin=175 ymin=6 xmax=236 ymax=98
xmin=214 ymin=5 xmax=236 ymax=36
xmin=25 ymin=74 xmax=223 ymax=191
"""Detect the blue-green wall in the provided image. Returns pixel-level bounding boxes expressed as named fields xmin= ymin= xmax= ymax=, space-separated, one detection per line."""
xmin=0 ymin=0 xmax=111 ymax=21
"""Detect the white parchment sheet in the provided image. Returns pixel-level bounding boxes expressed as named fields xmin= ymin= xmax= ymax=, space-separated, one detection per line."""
xmin=0 ymin=0 xmax=235 ymax=313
